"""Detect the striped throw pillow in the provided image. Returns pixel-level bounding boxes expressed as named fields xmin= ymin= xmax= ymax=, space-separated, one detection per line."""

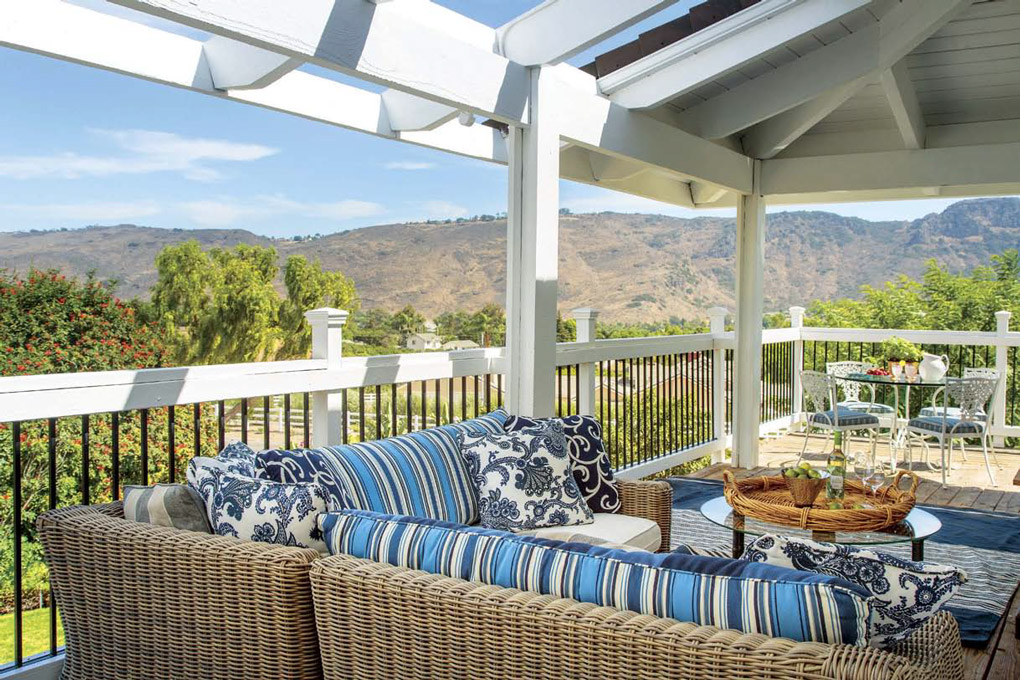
xmin=123 ymin=484 xmax=212 ymax=533
xmin=258 ymin=409 xmax=508 ymax=524
xmin=319 ymin=509 xmax=873 ymax=646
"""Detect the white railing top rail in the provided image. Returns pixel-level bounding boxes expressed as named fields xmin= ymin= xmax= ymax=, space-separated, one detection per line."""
xmin=0 ymin=348 xmax=506 ymax=423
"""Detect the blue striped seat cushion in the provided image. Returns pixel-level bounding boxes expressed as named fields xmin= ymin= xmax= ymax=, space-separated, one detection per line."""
xmin=918 ymin=406 xmax=986 ymax=421
xmin=838 ymin=400 xmax=895 ymax=415
xmin=319 ymin=509 xmax=873 ymax=646
xmin=908 ymin=416 xmax=983 ymax=435
xmin=811 ymin=408 xmax=879 ymax=427
xmin=257 ymin=409 xmax=508 ymax=524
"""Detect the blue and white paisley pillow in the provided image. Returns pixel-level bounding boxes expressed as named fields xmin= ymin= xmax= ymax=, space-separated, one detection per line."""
xmin=459 ymin=420 xmax=593 ymax=532
xmin=190 ymin=468 xmax=330 ymax=553
xmin=743 ymin=534 xmax=967 ymax=648
xmin=186 ymin=440 xmax=259 ymax=485
xmin=505 ymin=414 xmax=620 ymax=513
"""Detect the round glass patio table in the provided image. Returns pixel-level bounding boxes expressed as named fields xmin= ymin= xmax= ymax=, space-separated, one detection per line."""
xmin=699 ymin=495 xmax=941 ymax=560
xmin=839 ymin=372 xmax=949 ymax=462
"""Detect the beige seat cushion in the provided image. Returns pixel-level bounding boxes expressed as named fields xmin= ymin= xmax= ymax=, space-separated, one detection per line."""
xmin=519 ymin=513 xmax=661 ymax=552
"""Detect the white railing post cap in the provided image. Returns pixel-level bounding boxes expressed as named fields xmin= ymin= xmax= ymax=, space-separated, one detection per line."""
xmin=304 ymin=307 xmax=349 ymax=327
xmin=571 ymin=307 xmax=599 ymax=320
xmin=708 ymin=306 xmax=729 ymax=318
xmin=789 ymin=306 xmax=806 ymax=327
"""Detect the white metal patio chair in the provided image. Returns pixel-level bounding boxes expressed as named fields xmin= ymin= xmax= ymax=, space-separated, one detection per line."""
xmin=826 ymin=361 xmax=896 ymax=416
xmin=797 ymin=370 xmax=880 ymax=464
xmin=919 ymin=367 xmax=997 ymax=421
xmin=906 ymin=376 xmax=1000 ymax=486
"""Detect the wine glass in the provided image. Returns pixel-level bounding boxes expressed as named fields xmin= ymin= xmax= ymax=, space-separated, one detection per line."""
xmin=865 ymin=461 xmax=889 ymax=497
xmin=852 ymin=452 xmax=870 ymax=484
xmin=891 ymin=363 xmax=903 ymax=381
xmin=904 ymin=363 xmax=918 ymax=382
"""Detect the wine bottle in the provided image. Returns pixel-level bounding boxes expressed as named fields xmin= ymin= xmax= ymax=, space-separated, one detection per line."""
xmin=827 ymin=432 xmax=846 ymax=502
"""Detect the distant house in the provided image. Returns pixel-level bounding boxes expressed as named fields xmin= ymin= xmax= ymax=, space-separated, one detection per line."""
xmin=405 ymin=332 xmax=442 ymax=351
xmin=441 ymin=339 xmax=479 ymax=351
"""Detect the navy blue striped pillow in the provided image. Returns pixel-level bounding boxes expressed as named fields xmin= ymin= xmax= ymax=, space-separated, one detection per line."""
xmin=319 ymin=509 xmax=873 ymax=646
xmin=257 ymin=410 xmax=508 ymax=524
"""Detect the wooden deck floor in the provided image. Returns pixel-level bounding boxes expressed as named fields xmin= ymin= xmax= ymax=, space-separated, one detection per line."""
xmin=682 ymin=457 xmax=1020 ymax=680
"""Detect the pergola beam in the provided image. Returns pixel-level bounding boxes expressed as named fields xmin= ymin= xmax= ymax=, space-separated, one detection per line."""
xmin=601 ymin=0 xmax=870 ymax=110
xmin=106 ymin=0 xmax=754 ymax=192
xmin=680 ymin=0 xmax=971 ymax=139
xmin=498 ymin=0 xmax=680 ymax=66
xmin=381 ymin=89 xmax=458 ymax=132
xmin=761 ymin=143 xmax=1020 ymax=196
xmin=109 ymin=0 xmax=532 ymax=125
xmin=880 ymin=61 xmax=926 ymax=149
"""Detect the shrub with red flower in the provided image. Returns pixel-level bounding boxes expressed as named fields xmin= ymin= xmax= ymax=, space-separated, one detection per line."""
xmin=0 ymin=268 xmax=167 ymax=377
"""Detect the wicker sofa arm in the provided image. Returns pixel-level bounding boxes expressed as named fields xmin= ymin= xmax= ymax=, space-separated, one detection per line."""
xmin=616 ymin=478 xmax=672 ymax=551
xmin=38 ymin=503 xmax=323 ymax=680
xmin=886 ymin=612 xmax=963 ymax=680
xmin=311 ymin=554 xmax=925 ymax=680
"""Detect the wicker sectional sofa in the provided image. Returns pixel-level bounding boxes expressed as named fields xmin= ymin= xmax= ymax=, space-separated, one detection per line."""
xmin=39 ymin=487 xmax=964 ymax=680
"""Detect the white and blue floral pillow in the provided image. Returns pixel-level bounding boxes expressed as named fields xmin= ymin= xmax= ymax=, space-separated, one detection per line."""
xmin=743 ymin=534 xmax=967 ymax=648
xmin=505 ymin=414 xmax=621 ymax=513
xmin=186 ymin=440 xmax=260 ymax=485
xmin=459 ymin=420 xmax=593 ymax=532
xmin=190 ymin=468 xmax=330 ymax=553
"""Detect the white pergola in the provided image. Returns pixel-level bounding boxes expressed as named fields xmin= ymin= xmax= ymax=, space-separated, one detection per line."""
xmin=4 ymin=0 xmax=1019 ymax=467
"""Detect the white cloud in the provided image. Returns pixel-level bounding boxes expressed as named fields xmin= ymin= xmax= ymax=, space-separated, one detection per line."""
xmin=0 ymin=200 xmax=161 ymax=222
xmin=420 ymin=200 xmax=469 ymax=219
xmin=0 ymin=129 xmax=278 ymax=182
xmin=384 ymin=161 xmax=437 ymax=171
xmin=181 ymin=195 xmax=387 ymax=227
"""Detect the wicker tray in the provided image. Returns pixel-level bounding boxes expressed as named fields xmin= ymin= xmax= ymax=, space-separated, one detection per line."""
xmin=722 ymin=469 xmax=919 ymax=532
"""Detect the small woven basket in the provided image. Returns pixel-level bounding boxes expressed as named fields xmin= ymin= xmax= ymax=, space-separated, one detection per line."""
xmin=785 ymin=474 xmax=827 ymax=507
xmin=723 ymin=469 xmax=919 ymax=531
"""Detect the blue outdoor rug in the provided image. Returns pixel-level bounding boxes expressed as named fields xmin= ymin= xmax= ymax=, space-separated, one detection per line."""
xmin=667 ymin=477 xmax=1020 ymax=648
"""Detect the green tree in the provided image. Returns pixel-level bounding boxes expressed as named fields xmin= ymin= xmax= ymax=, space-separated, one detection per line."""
xmin=278 ymin=256 xmax=359 ymax=358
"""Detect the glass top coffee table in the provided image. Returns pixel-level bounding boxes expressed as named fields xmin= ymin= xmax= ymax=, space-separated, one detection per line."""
xmin=700 ymin=496 xmax=942 ymax=559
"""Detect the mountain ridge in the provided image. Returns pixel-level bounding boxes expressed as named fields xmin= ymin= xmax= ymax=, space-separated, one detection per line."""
xmin=2 ymin=197 xmax=1018 ymax=323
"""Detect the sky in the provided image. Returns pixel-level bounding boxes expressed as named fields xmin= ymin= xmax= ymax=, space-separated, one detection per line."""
xmin=0 ymin=0 xmax=999 ymax=236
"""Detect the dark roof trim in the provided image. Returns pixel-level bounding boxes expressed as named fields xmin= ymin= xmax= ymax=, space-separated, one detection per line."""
xmin=582 ymin=0 xmax=761 ymax=79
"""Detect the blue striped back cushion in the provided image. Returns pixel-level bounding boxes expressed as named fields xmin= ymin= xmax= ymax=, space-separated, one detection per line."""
xmin=258 ymin=409 xmax=507 ymax=524
xmin=319 ymin=509 xmax=873 ymax=646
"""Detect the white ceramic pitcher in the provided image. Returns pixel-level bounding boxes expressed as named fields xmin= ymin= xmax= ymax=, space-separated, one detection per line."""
xmin=919 ymin=353 xmax=949 ymax=382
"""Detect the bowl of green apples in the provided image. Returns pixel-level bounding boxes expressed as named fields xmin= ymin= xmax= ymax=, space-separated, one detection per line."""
xmin=780 ymin=461 xmax=830 ymax=507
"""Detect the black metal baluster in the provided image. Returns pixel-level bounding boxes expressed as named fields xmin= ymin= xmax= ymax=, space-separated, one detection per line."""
xmin=47 ymin=418 xmax=58 ymax=655
xmin=284 ymin=395 xmax=292 ymax=450
xmin=81 ymin=415 xmax=90 ymax=505
xmin=497 ymin=374 xmax=503 ymax=408
xmin=447 ymin=379 xmax=454 ymax=424
xmin=420 ymin=381 xmax=427 ymax=430
xmin=112 ymin=412 xmax=120 ymax=500
xmin=358 ymin=387 xmax=366 ymax=442
xmin=375 ymin=385 xmax=383 ymax=440
xmin=141 ymin=409 xmax=149 ymax=485
xmin=167 ymin=405 xmax=176 ymax=483
xmin=435 ymin=379 xmax=442 ymax=427
xmin=574 ymin=365 xmax=580 ymax=416
xmin=263 ymin=396 xmax=271 ymax=450
xmin=303 ymin=393 xmax=310 ymax=448
xmin=342 ymin=390 xmax=350 ymax=444
xmin=391 ymin=384 xmax=398 ymax=436
xmin=406 ymin=383 xmax=413 ymax=433
xmin=193 ymin=403 xmax=201 ymax=457
xmin=485 ymin=375 xmax=492 ymax=413
xmin=240 ymin=399 xmax=248 ymax=445
xmin=217 ymin=400 xmax=225 ymax=451
xmin=461 ymin=377 xmax=467 ymax=422
xmin=623 ymin=360 xmax=630 ymax=468
xmin=13 ymin=421 xmax=23 ymax=667
xmin=474 ymin=376 xmax=480 ymax=418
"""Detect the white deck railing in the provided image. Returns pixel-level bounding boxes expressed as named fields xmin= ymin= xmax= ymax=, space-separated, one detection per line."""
xmin=0 ymin=307 xmax=1016 ymax=463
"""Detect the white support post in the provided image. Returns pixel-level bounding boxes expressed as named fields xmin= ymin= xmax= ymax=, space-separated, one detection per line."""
xmin=572 ymin=308 xmax=599 ymax=416
xmin=304 ymin=307 xmax=348 ymax=447
xmin=505 ymin=67 xmax=561 ymax=417
xmin=790 ymin=306 xmax=806 ymax=424
xmin=708 ymin=306 xmax=728 ymax=463
xmin=994 ymin=310 xmax=1011 ymax=447
xmin=732 ymin=161 xmax=766 ymax=469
